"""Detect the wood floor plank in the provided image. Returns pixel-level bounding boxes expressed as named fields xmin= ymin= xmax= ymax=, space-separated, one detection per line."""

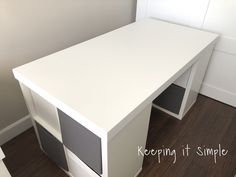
xmin=139 ymin=95 xmax=236 ymax=177
xmin=2 ymin=128 xmax=68 ymax=177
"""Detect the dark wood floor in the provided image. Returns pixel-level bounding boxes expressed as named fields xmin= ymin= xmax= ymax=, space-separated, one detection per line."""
xmin=2 ymin=95 xmax=236 ymax=177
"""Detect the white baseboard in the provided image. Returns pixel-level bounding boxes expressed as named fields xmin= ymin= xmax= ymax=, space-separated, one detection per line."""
xmin=134 ymin=168 xmax=142 ymax=177
xmin=0 ymin=115 xmax=32 ymax=146
xmin=200 ymin=82 xmax=236 ymax=107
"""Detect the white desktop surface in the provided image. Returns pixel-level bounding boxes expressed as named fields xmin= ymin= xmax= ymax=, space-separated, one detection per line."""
xmin=13 ymin=18 xmax=218 ymax=138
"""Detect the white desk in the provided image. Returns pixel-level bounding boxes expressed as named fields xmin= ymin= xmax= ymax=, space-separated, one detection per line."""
xmin=0 ymin=148 xmax=11 ymax=177
xmin=13 ymin=18 xmax=218 ymax=177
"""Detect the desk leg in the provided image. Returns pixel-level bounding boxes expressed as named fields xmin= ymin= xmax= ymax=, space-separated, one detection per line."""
xmin=19 ymin=83 xmax=42 ymax=149
xmin=178 ymin=44 xmax=215 ymax=119
xmin=153 ymin=43 xmax=215 ymax=120
xmin=107 ymin=103 xmax=152 ymax=177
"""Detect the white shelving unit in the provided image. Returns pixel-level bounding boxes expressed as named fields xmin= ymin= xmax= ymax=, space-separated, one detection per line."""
xmin=153 ymin=43 xmax=215 ymax=119
xmin=13 ymin=18 xmax=218 ymax=177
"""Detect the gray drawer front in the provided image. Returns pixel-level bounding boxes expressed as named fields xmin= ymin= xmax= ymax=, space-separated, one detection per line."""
xmin=36 ymin=122 xmax=68 ymax=171
xmin=58 ymin=109 xmax=102 ymax=175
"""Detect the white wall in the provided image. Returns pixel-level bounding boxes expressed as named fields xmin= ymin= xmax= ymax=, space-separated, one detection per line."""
xmin=0 ymin=0 xmax=136 ymax=134
xmin=136 ymin=0 xmax=236 ymax=107
xmin=201 ymin=0 xmax=236 ymax=107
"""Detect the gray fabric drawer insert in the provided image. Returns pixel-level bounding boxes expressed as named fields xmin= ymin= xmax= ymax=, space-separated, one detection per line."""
xmin=58 ymin=109 xmax=102 ymax=175
xmin=36 ymin=122 xmax=68 ymax=171
xmin=153 ymin=84 xmax=185 ymax=114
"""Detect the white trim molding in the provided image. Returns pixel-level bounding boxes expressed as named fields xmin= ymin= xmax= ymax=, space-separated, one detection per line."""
xmin=200 ymin=82 xmax=236 ymax=107
xmin=0 ymin=115 xmax=32 ymax=146
xmin=136 ymin=0 xmax=150 ymax=21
